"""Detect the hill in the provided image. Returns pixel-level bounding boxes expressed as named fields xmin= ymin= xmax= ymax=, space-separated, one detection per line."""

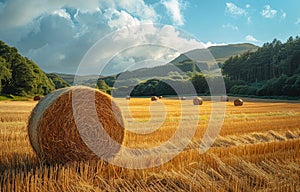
xmin=97 ymin=43 xmax=258 ymax=93
xmin=55 ymin=73 xmax=101 ymax=87
xmin=170 ymin=43 xmax=258 ymax=64
xmin=0 ymin=40 xmax=69 ymax=96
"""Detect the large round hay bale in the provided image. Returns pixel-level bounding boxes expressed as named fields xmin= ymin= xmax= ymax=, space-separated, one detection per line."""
xmin=193 ymin=97 xmax=203 ymax=105
xmin=33 ymin=96 xmax=41 ymax=101
xmin=158 ymin=96 xmax=163 ymax=99
xmin=220 ymin=96 xmax=229 ymax=102
xmin=126 ymin=96 xmax=131 ymax=100
xmin=234 ymin=98 xmax=243 ymax=106
xmin=27 ymin=86 xmax=125 ymax=164
xmin=151 ymin=96 xmax=158 ymax=101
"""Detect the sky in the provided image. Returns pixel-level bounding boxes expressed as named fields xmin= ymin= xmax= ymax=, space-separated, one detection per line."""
xmin=0 ymin=0 xmax=299 ymax=75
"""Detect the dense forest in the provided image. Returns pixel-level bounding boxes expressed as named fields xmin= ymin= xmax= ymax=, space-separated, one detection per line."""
xmin=222 ymin=36 xmax=300 ymax=97
xmin=0 ymin=41 xmax=69 ymax=97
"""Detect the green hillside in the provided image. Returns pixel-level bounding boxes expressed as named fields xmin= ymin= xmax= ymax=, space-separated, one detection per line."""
xmin=170 ymin=43 xmax=258 ymax=64
xmin=55 ymin=73 xmax=101 ymax=87
xmin=0 ymin=40 xmax=69 ymax=97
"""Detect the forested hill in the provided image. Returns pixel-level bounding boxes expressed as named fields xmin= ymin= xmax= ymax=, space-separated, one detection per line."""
xmin=222 ymin=36 xmax=300 ymax=97
xmin=0 ymin=41 xmax=69 ymax=96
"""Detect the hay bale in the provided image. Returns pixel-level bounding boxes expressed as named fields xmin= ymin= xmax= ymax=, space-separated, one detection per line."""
xmin=27 ymin=86 xmax=125 ymax=164
xmin=193 ymin=97 xmax=203 ymax=105
xmin=33 ymin=96 xmax=41 ymax=101
xmin=151 ymin=96 xmax=158 ymax=101
xmin=234 ymin=98 xmax=243 ymax=106
xmin=180 ymin=96 xmax=186 ymax=100
xmin=158 ymin=96 xmax=163 ymax=99
xmin=220 ymin=96 xmax=229 ymax=102
xmin=126 ymin=96 xmax=131 ymax=100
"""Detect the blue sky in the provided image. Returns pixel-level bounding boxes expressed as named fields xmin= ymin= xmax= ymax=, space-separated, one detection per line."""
xmin=0 ymin=0 xmax=299 ymax=74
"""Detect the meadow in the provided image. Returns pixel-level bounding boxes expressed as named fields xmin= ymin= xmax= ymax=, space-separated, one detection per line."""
xmin=0 ymin=98 xmax=300 ymax=191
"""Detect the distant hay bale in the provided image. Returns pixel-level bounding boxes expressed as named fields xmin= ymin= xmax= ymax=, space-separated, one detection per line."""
xmin=220 ymin=96 xmax=229 ymax=102
xmin=158 ymin=96 xmax=163 ymax=99
xmin=126 ymin=96 xmax=131 ymax=100
xmin=151 ymin=96 xmax=158 ymax=101
xmin=193 ymin=97 xmax=203 ymax=105
xmin=27 ymin=86 xmax=125 ymax=164
xmin=234 ymin=99 xmax=243 ymax=106
xmin=33 ymin=96 xmax=41 ymax=101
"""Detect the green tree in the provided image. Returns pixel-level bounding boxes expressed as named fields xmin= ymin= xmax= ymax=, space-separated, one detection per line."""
xmin=97 ymin=80 xmax=112 ymax=94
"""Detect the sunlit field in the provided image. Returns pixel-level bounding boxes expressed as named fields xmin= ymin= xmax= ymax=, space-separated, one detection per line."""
xmin=1 ymin=98 xmax=300 ymax=191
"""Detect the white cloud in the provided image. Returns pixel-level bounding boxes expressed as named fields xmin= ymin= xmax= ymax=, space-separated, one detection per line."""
xmin=0 ymin=0 xmax=157 ymax=29
xmin=296 ymin=18 xmax=300 ymax=25
xmin=115 ymin=0 xmax=157 ymax=21
xmin=281 ymin=12 xmax=286 ymax=20
xmin=162 ymin=0 xmax=185 ymax=25
xmin=246 ymin=4 xmax=251 ymax=9
xmin=104 ymin=9 xmax=141 ymax=29
xmin=245 ymin=35 xmax=258 ymax=42
xmin=203 ymin=42 xmax=227 ymax=48
xmin=222 ymin=23 xmax=239 ymax=31
xmin=76 ymin=24 xmax=206 ymax=75
xmin=261 ymin=5 xmax=277 ymax=18
xmin=226 ymin=2 xmax=247 ymax=16
xmin=52 ymin=9 xmax=71 ymax=20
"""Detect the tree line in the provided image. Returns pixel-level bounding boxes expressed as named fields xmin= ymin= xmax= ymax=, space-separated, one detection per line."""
xmin=222 ymin=36 xmax=300 ymax=97
xmin=0 ymin=41 xmax=69 ymax=96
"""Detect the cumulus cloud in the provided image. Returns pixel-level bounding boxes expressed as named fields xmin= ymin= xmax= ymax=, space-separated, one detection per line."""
xmin=261 ymin=5 xmax=277 ymax=18
xmin=104 ymin=9 xmax=141 ymax=29
xmin=52 ymin=9 xmax=71 ymax=20
xmin=245 ymin=4 xmax=251 ymax=9
xmin=0 ymin=0 xmax=102 ymax=29
xmin=162 ymin=0 xmax=185 ymax=25
xmin=77 ymin=24 xmax=206 ymax=75
xmin=226 ymin=2 xmax=247 ymax=16
xmin=0 ymin=0 xmax=166 ymax=74
xmin=245 ymin=35 xmax=258 ymax=42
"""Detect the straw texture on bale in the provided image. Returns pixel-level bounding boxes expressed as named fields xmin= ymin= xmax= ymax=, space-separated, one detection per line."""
xmin=193 ymin=97 xmax=203 ymax=105
xmin=234 ymin=98 xmax=243 ymax=106
xmin=33 ymin=96 xmax=41 ymax=101
xmin=27 ymin=86 xmax=125 ymax=164
xmin=151 ymin=96 xmax=158 ymax=101
xmin=220 ymin=96 xmax=229 ymax=102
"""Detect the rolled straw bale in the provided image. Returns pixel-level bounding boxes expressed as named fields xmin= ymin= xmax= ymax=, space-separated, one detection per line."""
xmin=126 ymin=96 xmax=131 ymax=100
xmin=27 ymin=86 xmax=124 ymax=164
xmin=193 ymin=97 xmax=203 ymax=105
xmin=220 ymin=96 xmax=229 ymax=102
xmin=234 ymin=98 xmax=243 ymax=106
xmin=158 ymin=96 xmax=163 ymax=99
xmin=151 ymin=96 xmax=158 ymax=101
